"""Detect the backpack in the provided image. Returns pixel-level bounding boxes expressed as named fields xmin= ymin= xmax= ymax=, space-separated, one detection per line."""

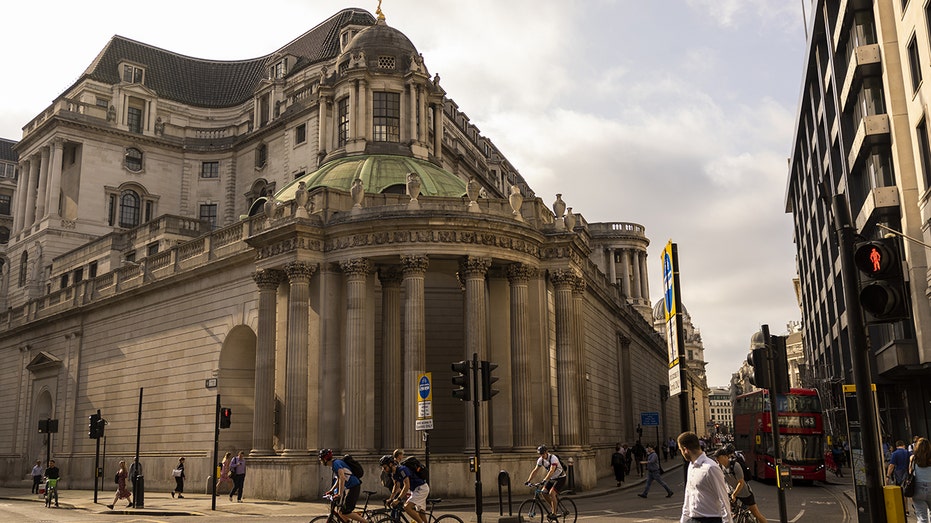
xmin=401 ymin=456 xmax=429 ymax=483
xmin=341 ymin=454 xmax=365 ymax=479
xmin=731 ymin=452 xmax=752 ymax=482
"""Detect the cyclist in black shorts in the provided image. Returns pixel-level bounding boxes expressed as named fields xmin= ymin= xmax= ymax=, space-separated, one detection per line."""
xmin=714 ymin=446 xmax=767 ymax=523
xmin=525 ymin=445 xmax=567 ymax=520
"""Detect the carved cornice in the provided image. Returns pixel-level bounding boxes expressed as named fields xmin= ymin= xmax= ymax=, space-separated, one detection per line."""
xmin=285 ymin=262 xmax=317 ymax=282
xmin=324 ymin=229 xmax=540 ymax=257
xmin=572 ymin=278 xmax=587 ymax=295
xmin=255 ymin=236 xmax=323 ymax=261
xmin=253 ymin=269 xmax=284 ymax=289
xmin=339 ymin=258 xmax=373 ymax=276
xmin=541 ymin=245 xmax=584 ymax=266
xmin=400 ymin=254 xmax=429 ymax=275
xmin=506 ymin=263 xmax=538 ymax=283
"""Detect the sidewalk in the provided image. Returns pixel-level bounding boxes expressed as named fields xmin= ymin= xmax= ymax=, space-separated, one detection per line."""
xmin=0 ymin=463 xmax=669 ymax=518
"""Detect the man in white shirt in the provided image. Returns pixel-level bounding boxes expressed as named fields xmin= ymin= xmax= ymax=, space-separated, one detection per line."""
xmin=677 ymin=431 xmax=733 ymax=523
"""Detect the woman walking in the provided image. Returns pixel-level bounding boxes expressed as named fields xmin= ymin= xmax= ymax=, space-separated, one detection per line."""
xmin=216 ymin=452 xmax=233 ymax=493
xmin=913 ymin=438 xmax=931 ymax=522
xmin=170 ymin=457 xmax=186 ymax=499
xmin=106 ymin=460 xmax=133 ymax=509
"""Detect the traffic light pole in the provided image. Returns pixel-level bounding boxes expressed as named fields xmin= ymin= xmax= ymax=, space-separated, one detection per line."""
xmin=762 ymin=325 xmax=788 ymax=523
xmin=832 ymin=194 xmax=886 ymax=523
xmin=471 ymin=352 xmax=483 ymax=523
xmin=93 ymin=409 xmax=101 ymax=503
xmin=212 ymin=393 xmax=220 ymax=511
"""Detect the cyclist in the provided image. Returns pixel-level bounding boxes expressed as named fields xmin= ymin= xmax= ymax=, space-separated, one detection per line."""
xmin=525 ymin=445 xmax=566 ymax=521
xmin=318 ymin=448 xmax=367 ymax=523
xmin=714 ymin=446 xmax=767 ymax=523
xmin=44 ymin=459 xmax=60 ymax=507
xmin=380 ymin=454 xmax=429 ymax=523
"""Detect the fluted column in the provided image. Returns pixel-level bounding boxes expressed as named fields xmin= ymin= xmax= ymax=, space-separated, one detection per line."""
xmin=35 ymin=147 xmax=49 ymax=222
xmin=639 ymin=251 xmax=650 ymax=302
xmin=46 ymin=139 xmax=63 ymax=218
xmin=508 ymin=263 xmax=536 ymax=449
xmin=551 ymin=269 xmax=582 ymax=446
xmin=378 ymin=266 xmax=403 ymax=451
xmin=631 ymin=249 xmax=642 ymax=300
xmin=619 ymin=249 xmax=631 ymax=299
xmin=459 ymin=256 xmax=491 ymax=450
xmin=251 ymin=269 xmax=283 ymax=456
xmin=572 ymin=277 xmax=588 ymax=444
xmin=341 ymin=258 xmax=372 ymax=452
xmin=433 ymin=103 xmax=443 ymax=161
xmin=23 ymin=157 xmax=38 ymax=231
xmin=12 ymin=159 xmax=29 ymax=235
xmin=401 ymin=254 xmax=429 ymax=450
xmin=607 ymin=248 xmax=617 ymax=285
xmin=281 ymin=262 xmax=316 ymax=456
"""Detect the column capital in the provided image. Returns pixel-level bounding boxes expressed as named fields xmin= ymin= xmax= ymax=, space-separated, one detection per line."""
xmin=252 ymin=268 xmax=284 ymax=289
xmin=572 ymin=278 xmax=586 ymax=295
xmin=285 ymin=261 xmax=317 ymax=282
xmin=458 ymin=256 xmax=491 ymax=277
xmin=339 ymin=257 xmax=373 ymax=276
xmin=550 ymin=268 xmax=580 ymax=288
xmin=400 ymin=254 xmax=429 ymax=275
xmin=377 ymin=265 xmax=403 ymax=286
xmin=506 ymin=263 xmax=538 ymax=283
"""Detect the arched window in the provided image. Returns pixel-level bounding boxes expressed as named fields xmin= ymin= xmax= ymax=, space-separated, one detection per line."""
xmin=119 ymin=190 xmax=140 ymax=228
xmin=18 ymin=251 xmax=27 ymax=287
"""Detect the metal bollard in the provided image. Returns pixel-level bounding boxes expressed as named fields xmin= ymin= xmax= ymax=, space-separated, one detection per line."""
xmin=498 ymin=470 xmax=512 ymax=516
xmin=133 ymin=475 xmax=145 ymax=508
xmin=567 ymin=457 xmax=575 ymax=492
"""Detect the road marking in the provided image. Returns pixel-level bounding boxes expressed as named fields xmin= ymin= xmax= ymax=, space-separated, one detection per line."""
xmin=789 ymin=509 xmax=806 ymax=522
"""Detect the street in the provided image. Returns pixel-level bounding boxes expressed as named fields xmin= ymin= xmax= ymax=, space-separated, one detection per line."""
xmin=0 ymin=472 xmax=858 ymax=522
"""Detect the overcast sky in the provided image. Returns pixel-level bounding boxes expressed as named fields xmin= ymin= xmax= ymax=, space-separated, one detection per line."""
xmin=0 ymin=1 xmax=809 ymax=387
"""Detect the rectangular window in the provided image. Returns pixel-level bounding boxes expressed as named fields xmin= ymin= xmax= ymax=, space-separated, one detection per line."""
xmin=200 ymin=203 xmax=218 ymax=229
xmin=60 ymin=274 xmax=68 ymax=289
xmin=147 ymin=242 xmax=159 ymax=256
xmin=295 ymin=124 xmax=306 ymax=145
xmin=96 ymin=97 xmax=109 ymax=108
xmin=338 ymin=97 xmax=350 ymax=147
xmin=73 ymin=267 xmax=83 ymax=283
xmin=273 ymin=59 xmax=288 ymax=79
xmin=0 ymin=195 xmax=9 ymax=216
xmin=145 ymin=201 xmax=154 ymax=223
xmin=918 ymin=118 xmax=931 ymax=189
xmin=108 ymin=194 xmax=117 ymax=226
xmin=201 ymin=161 xmax=219 ymax=178
xmin=127 ymin=97 xmax=145 ymax=134
xmin=122 ymin=64 xmax=144 ymax=83
xmin=908 ymin=35 xmax=922 ymax=93
xmin=89 ymin=261 xmax=98 ymax=278
xmin=373 ymin=92 xmax=400 ymax=142
xmin=259 ymin=94 xmax=270 ymax=127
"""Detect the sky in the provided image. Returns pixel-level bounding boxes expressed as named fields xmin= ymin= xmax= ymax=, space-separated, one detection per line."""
xmin=0 ymin=1 xmax=810 ymax=387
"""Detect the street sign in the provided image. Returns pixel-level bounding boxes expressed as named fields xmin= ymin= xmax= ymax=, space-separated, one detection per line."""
xmin=640 ymin=412 xmax=660 ymax=427
xmin=416 ymin=372 xmax=433 ymax=431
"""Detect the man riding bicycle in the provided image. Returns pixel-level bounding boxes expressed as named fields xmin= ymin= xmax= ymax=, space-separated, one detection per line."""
xmin=525 ymin=445 xmax=566 ymax=521
xmin=318 ymin=449 xmax=368 ymax=523
xmin=380 ymin=454 xmax=430 ymax=523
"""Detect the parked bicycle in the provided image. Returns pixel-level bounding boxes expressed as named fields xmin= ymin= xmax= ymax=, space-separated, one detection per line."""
xmin=44 ymin=478 xmax=59 ymax=508
xmin=518 ymin=482 xmax=577 ymax=523
xmin=731 ymin=500 xmax=758 ymax=523
xmin=309 ymin=490 xmax=382 ymax=523
xmin=371 ymin=497 xmax=464 ymax=523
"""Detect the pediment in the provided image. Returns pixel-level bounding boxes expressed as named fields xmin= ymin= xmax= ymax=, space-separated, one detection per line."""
xmin=26 ymin=351 xmax=62 ymax=373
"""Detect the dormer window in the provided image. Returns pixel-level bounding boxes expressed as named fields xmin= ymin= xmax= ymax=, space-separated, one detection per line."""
xmin=273 ymin=58 xmax=288 ymax=79
xmin=340 ymin=29 xmax=359 ymax=51
xmin=122 ymin=64 xmax=144 ymax=84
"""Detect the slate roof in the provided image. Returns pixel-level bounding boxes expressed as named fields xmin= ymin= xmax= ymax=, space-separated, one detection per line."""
xmin=76 ymin=8 xmax=376 ymax=108
xmin=0 ymin=138 xmax=17 ymax=162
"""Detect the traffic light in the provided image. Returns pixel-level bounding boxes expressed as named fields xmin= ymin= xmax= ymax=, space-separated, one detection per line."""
xmin=480 ymin=360 xmax=499 ymax=401
xmin=853 ymin=238 xmax=909 ymax=324
xmin=747 ymin=347 xmax=770 ymax=390
xmin=770 ymin=335 xmax=791 ymax=395
xmin=220 ymin=407 xmax=232 ymax=429
xmin=88 ymin=413 xmax=102 ymax=439
xmin=451 ymin=360 xmax=471 ymax=402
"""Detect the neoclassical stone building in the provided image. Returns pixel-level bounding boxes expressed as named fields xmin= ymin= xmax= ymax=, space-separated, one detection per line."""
xmin=0 ymin=8 xmax=676 ymax=499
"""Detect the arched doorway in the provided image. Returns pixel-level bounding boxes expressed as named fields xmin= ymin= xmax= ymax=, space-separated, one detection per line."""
xmin=218 ymin=326 xmax=256 ymax=454
xmin=32 ymin=390 xmax=53 ymax=464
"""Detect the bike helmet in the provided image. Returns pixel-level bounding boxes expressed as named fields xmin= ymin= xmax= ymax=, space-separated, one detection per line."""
xmin=318 ymin=448 xmax=333 ymax=462
xmin=378 ymin=454 xmax=395 ymax=467
xmin=537 ymin=445 xmax=548 ymax=454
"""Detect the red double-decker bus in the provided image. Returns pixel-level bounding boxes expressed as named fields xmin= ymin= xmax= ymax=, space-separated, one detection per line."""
xmin=732 ymin=388 xmax=825 ymax=482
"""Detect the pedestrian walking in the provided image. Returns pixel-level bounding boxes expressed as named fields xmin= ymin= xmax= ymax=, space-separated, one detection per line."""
xmin=216 ymin=452 xmax=233 ymax=492
xmin=611 ymin=444 xmax=626 ymax=486
xmin=632 ymin=441 xmax=646 ymax=477
xmin=637 ymin=445 xmax=673 ymax=499
xmin=106 ymin=460 xmax=133 ymax=509
xmin=911 ymin=437 xmax=931 ymax=523
xmin=30 ymin=460 xmax=43 ymax=494
xmin=678 ymin=431 xmax=732 ymax=523
xmin=229 ymin=451 xmax=246 ymax=502
xmin=170 ymin=457 xmax=185 ymax=499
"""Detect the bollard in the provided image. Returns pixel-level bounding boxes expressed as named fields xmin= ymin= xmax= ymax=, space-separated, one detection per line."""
xmin=497 ymin=470 xmax=512 ymax=516
xmin=567 ymin=457 xmax=575 ymax=493
xmin=884 ymin=485 xmax=905 ymax=522
xmin=134 ymin=475 xmax=145 ymax=508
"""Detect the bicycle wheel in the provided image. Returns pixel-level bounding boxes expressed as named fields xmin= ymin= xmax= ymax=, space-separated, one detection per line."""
xmin=308 ymin=514 xmax=339 ymax=523
xmin=432 ymin=515 xmax=464 ymax=523
xmin=518 ymin=499 xmax=546 ymax=522
xmin=556 ymin=497 xmax=577 ymax=523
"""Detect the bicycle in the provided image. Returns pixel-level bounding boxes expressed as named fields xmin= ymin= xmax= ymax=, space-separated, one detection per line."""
xmin=309 ymin=490 xmax=383 ymax=523
xmin=44 ymin=478 xmax=59 ymax=508
xmin=518 ymin=482 xmax=577 ymax=523
xmin=730 ymin=499 xmax=758 ymax=523
xmin=371 ymin=497 xmax=464 ymax=523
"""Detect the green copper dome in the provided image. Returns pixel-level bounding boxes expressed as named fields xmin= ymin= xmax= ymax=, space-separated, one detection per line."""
xmin=275 ymin=154 xmax=468 ymax=201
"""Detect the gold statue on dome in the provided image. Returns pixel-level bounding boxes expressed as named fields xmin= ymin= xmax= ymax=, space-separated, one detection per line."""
xmin=376 ymin=0 xmax=385 ymax=21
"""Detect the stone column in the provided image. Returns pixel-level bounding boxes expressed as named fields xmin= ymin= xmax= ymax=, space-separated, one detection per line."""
xmin=459 ymin=255 xmax=491 ymax=450
xmin=23 ymin=157 xmax=38 ymax=231
xmin=508 ymin=263 xmax=536 ymax=449
xmin=46 ymin=139 xmax=63 ymax=218
xmin=12 ymin=159 xmax=29 ymax=235
xmin=551 ymin=269 xmax=582 ymax=447
xmin=340 ymin=258 xmax=372 ymax=452
xmin=631 ymin=250 xmax=642 ymax=301
xmin=433 ymin=103 xmax=443 ymax=162
xmin=35 ymin=147 xmax=49 ymax=222
xmin=639 ymin=251 xmax=650 ymax=302
xmin=607 ymin=248 xmax=617 ymax=285
xmin=619 ymin=249 xmax=631 ymax=299
xmin=401 ymin=254 xmax=429 ymax=450
xmin=318 ymin=96 xmax=329 ymax=155
xmin=251 ymin=269 xmax=283 ymax=456
xmin=281 ymin=262 xmax=316 ymax=456
xmin=378 ymin=266 xmax=403 ymax=451
xmin=572 ymin=277 xmax=588 ymax=444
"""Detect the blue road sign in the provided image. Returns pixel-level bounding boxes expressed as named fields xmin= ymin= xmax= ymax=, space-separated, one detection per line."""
xmin=418 ymin=374 xmax=431 ymax=400
xmin=641 ymin=411 xmax=660 ymax=427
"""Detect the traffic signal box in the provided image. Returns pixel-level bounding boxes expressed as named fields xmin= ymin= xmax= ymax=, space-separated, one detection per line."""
xmin=770 ymin=335 xmax=790 ymax=395
xmin=451 ymin=361 xmax=471 ymax=402
xmin=853 ymin=238 xmax=909 ymax=324
xmin=747 ymin=348 xmax=770 ymax=390
xmin=220 ymin=407 xmax=232 ymax=429
xmin=88 ymin=414 xmax=104 ymax=439
xmin=480 ymin=360 xmax=499 ymax=400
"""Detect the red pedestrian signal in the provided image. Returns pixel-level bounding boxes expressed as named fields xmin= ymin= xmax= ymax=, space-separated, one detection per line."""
xmin=853 ymin=238 xmax=909 ymax=323
xmin=220 ymin=407 xmax=232 ymax=429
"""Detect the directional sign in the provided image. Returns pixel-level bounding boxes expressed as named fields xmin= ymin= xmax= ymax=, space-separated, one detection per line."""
xmin=640 ymin=412 xmax=660 ymax=427
xmin=416 ymin=372 xmax=433 ymax=431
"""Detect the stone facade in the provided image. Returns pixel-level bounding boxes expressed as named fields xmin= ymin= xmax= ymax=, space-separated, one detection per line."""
xmin=0 ymin=8 xmax=677 ymax=499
